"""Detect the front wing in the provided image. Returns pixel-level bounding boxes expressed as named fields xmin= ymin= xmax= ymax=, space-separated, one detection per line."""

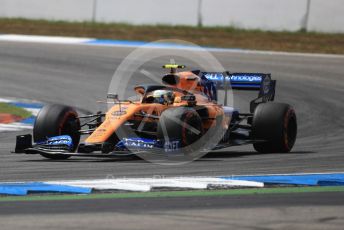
xmin=14 ymin=134 xmax=261 ymax=159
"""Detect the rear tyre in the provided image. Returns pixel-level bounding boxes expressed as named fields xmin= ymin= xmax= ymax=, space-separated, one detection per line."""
xmin=157 ymin=107 xmax=203 ymax=154
xmin=33 ymin=104 xmax=80 ymax=159
xmin=251 ymin=102 xmax=297 ymax=153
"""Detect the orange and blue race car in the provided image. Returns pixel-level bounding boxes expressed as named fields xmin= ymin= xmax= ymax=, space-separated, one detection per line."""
xmin=14 ymin=64 xmax=297 ymax=160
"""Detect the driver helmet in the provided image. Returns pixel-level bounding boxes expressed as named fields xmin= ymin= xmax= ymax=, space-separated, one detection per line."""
xmin=153 ymin=90 xmax=175 ymax=105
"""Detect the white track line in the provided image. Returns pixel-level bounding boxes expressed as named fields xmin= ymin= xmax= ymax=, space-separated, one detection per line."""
xmin=0 ymin=34 xmax=93 ymax=44
xmin=47 ymin=177 xmax=264 ymax=192
xmin=0 ymin=98 xmax=13 ymax=103
xmin=49 ymin=180 xmax=151 ymax=192
xmin=0 ymin=123 xmax=33 ymax=132
xmin=25 ymin=108 xmax=40 ymax=116
xmin=225 ymin=171 xmax=344 ymax=177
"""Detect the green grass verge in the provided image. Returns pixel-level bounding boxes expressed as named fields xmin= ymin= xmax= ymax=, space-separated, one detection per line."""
xmin=0 ymin=18 xmax=344 ymax=54
xmin=1 ymin=186 xmax=344 ymax=202
xmin=0 ymin=102 xmax=32 ymax=119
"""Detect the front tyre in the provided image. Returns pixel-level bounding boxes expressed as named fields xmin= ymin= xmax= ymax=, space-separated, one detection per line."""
xmin=251 ymin=102 xmax=297 ymax=153
xmin=33 ymin=104 xmax=81 ymax=159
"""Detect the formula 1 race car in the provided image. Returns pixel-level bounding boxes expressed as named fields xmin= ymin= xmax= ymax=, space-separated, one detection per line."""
xmin=14 ymin=64 xmax=297 ymax=160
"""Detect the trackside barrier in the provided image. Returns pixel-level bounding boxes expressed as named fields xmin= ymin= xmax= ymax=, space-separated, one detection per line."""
xmin=0 ymin=0 xmax=343 ymax=33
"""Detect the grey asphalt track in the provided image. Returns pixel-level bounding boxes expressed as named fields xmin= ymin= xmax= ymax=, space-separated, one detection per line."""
xmin=1 ymin=192 xmax=344 ymax=230
xmin=1 ymin=41 xmax=344 ymax=230
xmin=1 ymin=41 xmax=343 ymax=181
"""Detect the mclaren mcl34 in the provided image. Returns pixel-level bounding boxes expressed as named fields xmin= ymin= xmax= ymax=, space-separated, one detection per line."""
xmin=15 ymin=64 xmax=297 ymax=159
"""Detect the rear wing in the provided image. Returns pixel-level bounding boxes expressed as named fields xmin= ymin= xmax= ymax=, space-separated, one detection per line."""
xmin=202 ymin=72 xmax=276 ymax=113
xmin=202 ymin=72 xmax=268 ymax=90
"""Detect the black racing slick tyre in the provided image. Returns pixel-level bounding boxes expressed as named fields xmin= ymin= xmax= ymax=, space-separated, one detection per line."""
xmin=33 ymin=104 xmax=81 ymax=159
xmin=157 ymin=107 xmax=203 ymax=154
xmin=251 ymin=102 xmax=297 ymax=153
